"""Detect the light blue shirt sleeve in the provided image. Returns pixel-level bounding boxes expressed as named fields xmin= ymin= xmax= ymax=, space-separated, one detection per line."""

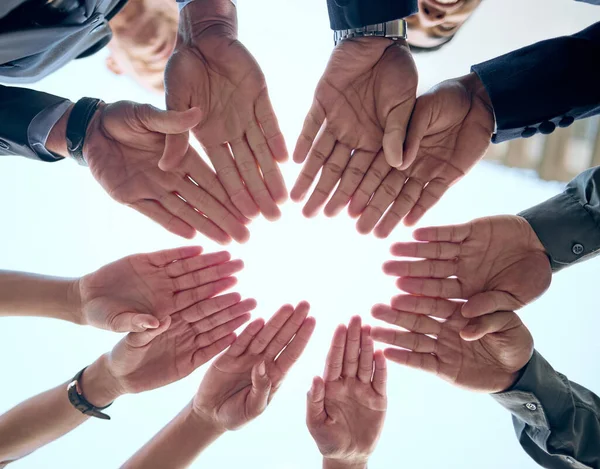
xmin=27 ymin=100 xmax=73 ymax=161
xmin=177 ymin=0 xmax=236 ymax=11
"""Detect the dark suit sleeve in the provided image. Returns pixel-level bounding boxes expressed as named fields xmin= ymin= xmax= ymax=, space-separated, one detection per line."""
xmin=0 ymin=85 xmax=68 ymax=161
xmin=471 ymin=22 xmax=600 ymax=143
xmin=326 ymin=0 xmax=417 ymax=30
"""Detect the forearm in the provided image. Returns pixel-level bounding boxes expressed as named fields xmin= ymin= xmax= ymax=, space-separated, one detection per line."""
xmin=0 ymin=354 xmax=120 ymax=464
xmin=121 ymin=402 xmax=224 ymax=469
xmin=323 ymin=459 xmax=367 ymax=469
xmin=0 ymin=271 xmax=82 ymax=324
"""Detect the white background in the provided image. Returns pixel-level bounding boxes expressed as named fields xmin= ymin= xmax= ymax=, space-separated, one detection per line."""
xmin=1 ymin=0 xmax=599 ymax=467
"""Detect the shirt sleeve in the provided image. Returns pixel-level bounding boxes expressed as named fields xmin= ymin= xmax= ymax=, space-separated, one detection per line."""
xmin=326 ymin=0 xmax=417 ymax=30
xmin=492 ymin=351 xmax=600 ymax=469
xmin=176 ymin=0 xmax=236 ymax=11
xmin=27 ymin=100 xmax=73 ymax=162
xmin=471 ymin=22 xmax=600 ymax=144
xmin=519 ymin=166 xmax=600 ymax=272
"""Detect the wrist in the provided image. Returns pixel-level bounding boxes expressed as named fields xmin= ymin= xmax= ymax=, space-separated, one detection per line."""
xmin=80 ymin=354 xmax=125 ymax=407
xmin=323 ymin=458 xmax=368 ymax=469
xmin=187 ymin=403 xmax=227 ymax=437
xmin=178 ymin=0 xmax=238 ymax=43
xmin=460 ymin=72 xmax=493 ymax=112
xmin=45 ymin=103 xmax=74 ymax=158
xmin=63 ymin=278 xmax=84 ymax=325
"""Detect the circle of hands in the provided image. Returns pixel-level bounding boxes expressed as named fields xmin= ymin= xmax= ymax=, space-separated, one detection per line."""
xmin=76 ymin=1 xmax=555 ymax=465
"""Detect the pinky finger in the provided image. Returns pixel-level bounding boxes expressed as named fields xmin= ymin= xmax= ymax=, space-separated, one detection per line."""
xmin=132 ymin=200 xmax=196 ymax=239
xmin=403 ymin=180 xmax=450 ymax=227
xmin=383 ymin=348 xmax=439 ymax=375
xmin=372 ymin=350 xmax=387 ymax=396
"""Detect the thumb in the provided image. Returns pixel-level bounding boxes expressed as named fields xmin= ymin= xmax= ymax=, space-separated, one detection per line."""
xmin=306 ymin=376 xmax=326 ymax=425
xmin=382 ymin=103 xmax=411 ymax=169
xmin=246 ymin=361 xmax=272 ymax=419
xmin=399 ymin=97 xmax=432 ymax=171
xmin=460 ymin=311 xmax=521 ymax=342
xmin=110 ymin=312 xmax=160 ymax=333
xmin=137 ymin=105 xmax=202 ymax=135
xmin=462 ymin=291 xmax=523 ymax=319
xmin=126 ymin=316 xmax=171 ymax=347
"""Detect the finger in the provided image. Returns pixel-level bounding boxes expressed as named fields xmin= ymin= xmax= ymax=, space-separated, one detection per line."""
xmin=460 ymin=311 xmax=523 ymax=341
xmin=290 ymin=126 xmax=336 ymax=202
xmin=179 ymin=292 xmax=242 ymax=323
xmin=302 ymin=143 xmax=352 ymax=218
xmin=342 ymin=315 xmax=362 ymax=378
xmin=372 ymin=350 xmax=387 ymax=396
xmin=462 ymin=291 xmax=524 ymax=319
xmin=263 ymin=301 xmax=311 ymax=360
xmin=248 ymin=304 xmax=295 ymax=355
xmin=159 ymin=193 xmax=231 ymax=245
xmin=126 ymin=316 xmax=172 ymax=348
xmin=191 ymin=298 xmax=257 ymax=334
xmin=147 ymin=245 xmax=204 ymax=267
xmin=348 ymin=152 xmax=391 ymax=218
xmin=206 ymin=144 xmax=260 ymax=219
xmin=226 ymin=318 xmax=265 ymax=357
xmin=131 ymin=200 xmax=196 ymax=239
xmin=324 ymin=150 xmax=377 ymax=217
xmin=255 ymin=89 xmax=288 ymax=163
xmin=246 ymin=123 xmax=288 ymax=204
xmin=195 ymin=312 xmax=251 ymax=348
xmin=390 ymin=241 xmax=460 ymax=260
xmin=371 ymin=327 xmax=437 ymax=353
xmin=324 ymin=324 xmax=347 ymax=382
xmin=382 ymin=259 xmax=458 ymax=279
xmin=273 ymin=315 xmax=316 ymax=378
xmin=192 ymin=332 xmax=237 ymax=368
xmin=403 ymin=180 xmax=450 ymax=227
xmin=402 ymin=95 xmax=432 ymax=172
xmin=396 ymin=277 xmax=462 ymax=299
xmin=230 ymin=137 xmax=281 ymax=221
xmin=371 ymin=304 xmax=442 ymax=335
xmin=356 ymin=169 xmax=406 ymax=235
xmin=165 ymin=251 xmax=231 ymax=278
xmin=160 ymin=133 xmax=191 ymax=172
xmin=373 ymin=178 xmax=426 ymax=238
xmin=172 ymin=259 xmax=244 ymax=292
xmin=383 ymin=102 xmax=412 ymax=169
xmin=176 ymin=180 xmax=251 ymax=243
xmin=247 ymin=361 xmax=272 ymax=418
xmin=357 ymin=325 xmax=374 ymax=384
xmin=293 ymin=101 xmax=325 ymax=164
xmin=111 ymin=312 xmax=160 ymax=333
xmin=136 ymin=105 xmax=203 ymax=135
xmin=174 ymin=276 xmax=238 ymax=311
xmin=383 ymin=348 xmax=439 ymax=375
xmin=390 ymin=295 xmax=461 ymax=320
xmin=306 ymin=376 xmax=327 ymax=425
xmin=413 ymin=223 xmax=472 ymax=243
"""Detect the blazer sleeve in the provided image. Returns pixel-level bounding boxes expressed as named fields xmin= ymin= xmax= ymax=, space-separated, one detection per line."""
xmin=326 ymin=0 xmax=417 ymax=30
xmin=492 ymin=351 xmax=600 ymax=469
xmin=471 ymin=22 xmax=600 ymax=143
xmin=0 ymin=85 xmax=69 ymax=162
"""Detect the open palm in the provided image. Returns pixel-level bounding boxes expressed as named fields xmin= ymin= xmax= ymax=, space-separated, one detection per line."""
xmin=78 ymin=246 xmax=243 ymax=332
xmin=193 ymin=302 xmax=315 ymax=431
xmin=384 ymin=215 xmax=552 ymax=317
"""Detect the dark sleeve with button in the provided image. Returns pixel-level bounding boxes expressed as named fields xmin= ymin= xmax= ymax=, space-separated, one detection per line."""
xmin=471 ymin=22 xmax=600 ymax=143
xmin=519 ymin=166 xmax=600 ymax=272
xmin=493 ymin=351 xmax=600 ymax=469
xmin=326 ymin=0 xmax=417 ymax=30
xmin=0 ymin=84 xmax=68 ymax=161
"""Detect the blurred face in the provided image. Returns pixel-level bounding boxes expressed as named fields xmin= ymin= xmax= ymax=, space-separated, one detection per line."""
xmin=106 ymin=0 xmax=178 ymax=93
xmin=406 ymin=0 xmax=483 ymax=49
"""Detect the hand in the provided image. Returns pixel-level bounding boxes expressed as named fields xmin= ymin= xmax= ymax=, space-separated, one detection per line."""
xmin=192 ymin=302 xmax=316 ymax=431
xmin=290 ymin=37 xmax=417 ymax=218
xmin=106 ymin=296 xmax=256 ymax=395
xmin=383 ymin=215 xmax=552 ymax=317
xmin=306 ymin=316 xmax=387 ymax=468
xmin=371 ymin=297 xmax=534 ymax=393
xmin=162 ymin=0 xmax=288 ymax=221
xmin=348 ymin=72 xmax=495 ymax=237
xmin=80 ymin=101 xmax=250 ymax=244
xmin=77 ymin=246 xmax=244 ymax=332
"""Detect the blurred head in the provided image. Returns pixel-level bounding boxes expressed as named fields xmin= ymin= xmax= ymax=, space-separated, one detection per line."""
xmin=106 ymin=0 xmax=178 ymax=93
xmin=406 ymin=0 xmax=483 ymax=52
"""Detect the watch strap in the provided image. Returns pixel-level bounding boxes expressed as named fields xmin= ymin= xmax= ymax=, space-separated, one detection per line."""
xmin=67 ymin=367 xmax=112 ymax=420
xmin=334 ymin=19 xmax=407 ymax=46
xmin=66 ymin=97 xmax=102 ymax=166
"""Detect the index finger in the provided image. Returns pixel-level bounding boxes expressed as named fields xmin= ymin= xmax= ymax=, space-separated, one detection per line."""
xmin=323 ymin=324 xmax=347 ymax=382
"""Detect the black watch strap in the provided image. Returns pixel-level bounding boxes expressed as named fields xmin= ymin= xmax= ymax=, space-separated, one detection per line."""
xmin=66 ymin=97 xmax=102 ymax=166
xmin=67 ymin=367 xmax=112 ymax=420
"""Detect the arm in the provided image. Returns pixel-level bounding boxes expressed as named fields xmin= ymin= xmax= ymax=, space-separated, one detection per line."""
xmin=0 ymin=355 xmax=121 ymax=465
xmin=472 ymin=22 xmax=600 ymax=143
xmin=493 ymin=350 xmax=600 ymax=469
xmin=326 ymin=0 xmax=417 ymax=29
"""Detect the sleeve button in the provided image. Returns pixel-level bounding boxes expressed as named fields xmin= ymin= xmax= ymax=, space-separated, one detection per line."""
xmin=572 ymin=243 xmax=584 ymax=255
xmin=521 ymin=127 xmax=537 ymax=138
xmin=539 ymin=121 xmax=556 ymax=135
xmin=558 ymin=116 xmax=575 ymax=128
xmin=0 ymin=139 xmax=9 ymax=150
xmin=524 ymin=402 xmax=537 ymax=411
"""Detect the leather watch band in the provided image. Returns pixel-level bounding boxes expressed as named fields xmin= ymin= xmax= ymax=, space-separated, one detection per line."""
xmin=67 ymin=367 xmax=112 ymax=420
xmin=66 ymin=97 xmax=102 ymax=166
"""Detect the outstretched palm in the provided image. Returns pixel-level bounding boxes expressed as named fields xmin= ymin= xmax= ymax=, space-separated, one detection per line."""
xmin=384 ymin=215 xmax=552 ymax=317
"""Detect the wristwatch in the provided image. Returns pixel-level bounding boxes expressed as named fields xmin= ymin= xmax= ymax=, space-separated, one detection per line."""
xmin=334 ymin=19 xmax=407 ymax=46
xmin=66 ymin=97 xmax=103 ymax=166
xmin=67 ymin=367 xmax=113 ymax=420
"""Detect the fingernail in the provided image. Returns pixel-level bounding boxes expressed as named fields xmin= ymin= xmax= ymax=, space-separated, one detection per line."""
xmin=258 ymin=361 xmax=266 ymax=376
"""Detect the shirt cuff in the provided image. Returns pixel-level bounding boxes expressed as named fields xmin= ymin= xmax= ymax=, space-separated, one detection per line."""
xmin=27 ymin=100 xmax=73 ymax=162
xmin=177 ymin=0 xmax=236 ymax=11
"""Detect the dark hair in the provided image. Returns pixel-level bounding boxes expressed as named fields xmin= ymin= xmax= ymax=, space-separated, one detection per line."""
xmin=409 ymin=33 xmax=456 ymax=53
